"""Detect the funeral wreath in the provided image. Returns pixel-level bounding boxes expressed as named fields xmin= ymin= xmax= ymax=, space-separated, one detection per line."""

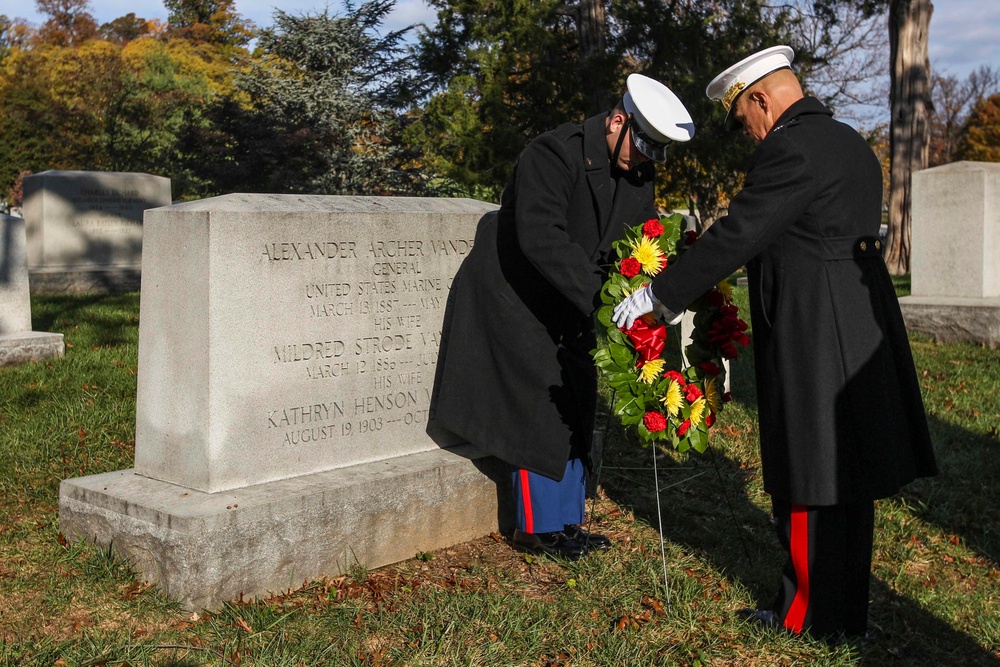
xmin=592 ymin=214 xmax=750 ymax=452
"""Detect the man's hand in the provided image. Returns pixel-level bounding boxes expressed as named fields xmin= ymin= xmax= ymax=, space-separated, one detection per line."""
xmin=613 ymin=285 xmax=681 ymax=330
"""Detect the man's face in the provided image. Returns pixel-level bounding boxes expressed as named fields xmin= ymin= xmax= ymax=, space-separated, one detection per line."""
xmin=607 ymin=112 xmax=651 ymax=171
xmin=733 ymin=91 xmax=772 ymax=143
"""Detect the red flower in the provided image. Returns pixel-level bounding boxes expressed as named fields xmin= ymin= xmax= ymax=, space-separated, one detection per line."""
xmin=722 ymin=392 xmax=732 ymax=403
xmin=705 ymin=290 xmax=726 ymax=308
xmin=684 ymin=230 xmax=699 ymax=245
xmin=684 ymin=384 xmax=703 ymax=402
xmin=698 ymin=361 xmax=721 ymax=376
xmin=643 ymin=218 xmax=665 ymax=238
xmin=643 ymin=411 xmax=668 ymax=433
xmin=665 ymin=370 xmax=686 ymax=385
xmin=705 ymin=305 xmax=750 ymax=360
xmin=705 ymin=412 xmax=716 ymax=428
xmin=677 ymin=418 xmax=692 ymax=436
xmin=619 ymin=257 xmax=641 ymax=278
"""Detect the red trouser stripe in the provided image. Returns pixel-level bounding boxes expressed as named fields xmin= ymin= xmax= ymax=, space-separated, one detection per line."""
xmin=784 ymin=504 xmax=811 ymax=634
xmin=519 ymin=469 xmax=535 ymax=534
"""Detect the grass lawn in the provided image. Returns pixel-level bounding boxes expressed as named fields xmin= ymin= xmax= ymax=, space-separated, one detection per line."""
xmin=0 ymin=288 xmax=997 ymax=666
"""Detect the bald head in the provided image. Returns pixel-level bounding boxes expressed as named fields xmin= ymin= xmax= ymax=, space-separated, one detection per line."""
xmin=747 ymin=69 xmax=804 ymax=119
xmin=732 ymin=68 xmax=805 ymax=142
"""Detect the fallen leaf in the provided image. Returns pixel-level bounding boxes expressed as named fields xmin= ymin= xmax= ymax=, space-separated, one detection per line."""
xmin=641 ymin=595 xmax=665 ymax=616
xmin=235 ymin=616 xmax=252 ymax=632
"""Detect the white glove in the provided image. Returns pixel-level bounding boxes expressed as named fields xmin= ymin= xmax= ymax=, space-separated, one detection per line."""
xmin=612 ymin=285 xmax=682 ymax=330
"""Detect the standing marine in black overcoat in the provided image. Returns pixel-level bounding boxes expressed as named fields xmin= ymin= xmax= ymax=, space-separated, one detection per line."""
xmin=614 ymin=47 xmax=937 ymax=636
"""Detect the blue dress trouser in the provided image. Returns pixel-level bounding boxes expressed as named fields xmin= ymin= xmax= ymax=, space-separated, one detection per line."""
xmin=512 ymin=457 xmax=586 ymax=534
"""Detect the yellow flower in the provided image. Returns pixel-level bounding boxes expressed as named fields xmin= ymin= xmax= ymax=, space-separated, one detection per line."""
xmin=630 ymin=236 xmax=666 ymax=276
xmin=705 ymin=378 xmax=722 ymax=414
xmin=689 ymin=397 xmax=706 ymax=426
xmin=716 ymin=280 xmax=733 ymax=299
xmin=638 ymin=358 xmax=665 ymax=384
xmin=661 ymin=380 xmax=683 ymax=416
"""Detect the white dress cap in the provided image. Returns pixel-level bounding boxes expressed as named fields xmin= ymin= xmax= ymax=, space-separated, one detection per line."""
xmin=622 ymin=73 xmax=695 ymax=162
xmin=705 ymin=46 xmax=795 ymax=129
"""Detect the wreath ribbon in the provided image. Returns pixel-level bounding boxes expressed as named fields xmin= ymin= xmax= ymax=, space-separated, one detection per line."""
xmin=624 ymin=318 xmax=667 ymax=366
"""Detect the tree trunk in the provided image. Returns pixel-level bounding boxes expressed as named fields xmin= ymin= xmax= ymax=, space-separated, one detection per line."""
xmin=886 ymin=0 xmax=933 ymax=275
xmin=575 ymin=0 xmax=609 ymax=114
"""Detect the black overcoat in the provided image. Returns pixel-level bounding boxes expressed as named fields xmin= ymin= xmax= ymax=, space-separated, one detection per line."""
xmin=650 ymin=97 xmax=937 ymax=505
xmin=431 ymin=113 xmax=656 ymax=480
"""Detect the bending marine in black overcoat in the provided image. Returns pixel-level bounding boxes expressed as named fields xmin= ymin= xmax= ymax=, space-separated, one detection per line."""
xmin=432 ymin=113 xmax=656 ymax=481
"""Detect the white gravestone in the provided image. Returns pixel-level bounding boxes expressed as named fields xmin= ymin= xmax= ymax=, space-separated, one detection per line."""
xmin=58 ymin=195 xmax=503 ymax=610
xmin=23 ymin=170 xmax=171 ymax=293
xmin=899 ymin=161 xmax=1000 ymax=347
xmin=0 ymin=214 xmax=64 ymax=366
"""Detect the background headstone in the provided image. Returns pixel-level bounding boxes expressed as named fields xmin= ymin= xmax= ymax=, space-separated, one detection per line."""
xmin=23 ymin=170 xmax=171 ymax=294
xmin=899 ymin=161 xmax=1000 ymax=347
xmin=0 ymin=214 xmax=64 ymax=366
xmin=59 ymin=194 xmax=504 ymax=610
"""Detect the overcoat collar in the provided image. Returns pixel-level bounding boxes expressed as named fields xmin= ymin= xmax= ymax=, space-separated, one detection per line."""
xmin=767 ymin=96 xmax=833 ymax=137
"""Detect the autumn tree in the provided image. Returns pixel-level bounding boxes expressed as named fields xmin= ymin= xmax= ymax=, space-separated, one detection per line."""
xmin=955 ymin=93 xmax=1000 ymax=163
xmin=0 ymin=15 xmax=32 ymax=63
xmin=0 ymin=36 xmax=222 ymax=196
xmin=100 ymin=13 xmax=152 ymax=44
xmin=163 ymin=0 xmax=254 ymax=47
xmin=929 ymin=66 xmax=999 ymax=166
xmin=33 ymin=0 xmax=98 ymax=46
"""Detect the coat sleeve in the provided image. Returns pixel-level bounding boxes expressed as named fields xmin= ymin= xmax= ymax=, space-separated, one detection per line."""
xmin=511 ymin=133 xmax=605 ymax=317
xmin=650 ymin=132 xmax=818 ymax=312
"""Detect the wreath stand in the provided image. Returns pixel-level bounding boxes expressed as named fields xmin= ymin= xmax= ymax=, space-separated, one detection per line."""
xmin=589 ymin=319 xmax=753 ymax=613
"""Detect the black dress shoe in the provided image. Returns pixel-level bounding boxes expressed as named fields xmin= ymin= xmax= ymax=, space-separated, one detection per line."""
xmin=511 ymin=529 xmax=586 ymax=560
xmin=563 ymin=524 xmax=613 ymax=550
xmin=736 ymin=608 xmax=778 ymax=628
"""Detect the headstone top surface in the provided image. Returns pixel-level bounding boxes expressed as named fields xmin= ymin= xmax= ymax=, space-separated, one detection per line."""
xmin=919 ymin=160 xmax=1000 ymax=175
xmin=160 ymin=194 xmax=495 ymax=214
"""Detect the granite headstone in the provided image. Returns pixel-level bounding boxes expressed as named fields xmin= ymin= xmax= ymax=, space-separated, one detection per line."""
xmin=0 ymin=214 xmax=64 ymax=366
xmin=59 ymin=194 xmax=503 ymax=610
xmin=899 ymin=161 xmax=1000 ymax=347
xmin=23 ymin=170 xmax=171 ymax=293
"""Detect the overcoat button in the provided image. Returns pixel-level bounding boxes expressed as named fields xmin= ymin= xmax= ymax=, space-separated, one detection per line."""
xmin=860 ymin=241 xmax=868 ymax=252
xmin=875 ymin=240 xmax=881 ymax=250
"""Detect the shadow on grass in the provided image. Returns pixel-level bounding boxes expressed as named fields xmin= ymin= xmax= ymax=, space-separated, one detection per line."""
xmin=31 ymin=292 xmax=141 ymax=348
xmin=901 ymin=414 xmax=1000 ymax=566
xmin=599 ymin=350 xmax=1000 ymax=667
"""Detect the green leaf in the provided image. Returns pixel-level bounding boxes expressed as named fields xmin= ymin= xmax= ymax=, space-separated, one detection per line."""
xmin=607 ymin=328 xmax=627 ymax=346
xmin=620 ymin=413 xmax=643 ymax=426
xmin=610 ymin=344 xmax=635 ymax=371
xmin=689 ymin=427 xmax=709 ymax=453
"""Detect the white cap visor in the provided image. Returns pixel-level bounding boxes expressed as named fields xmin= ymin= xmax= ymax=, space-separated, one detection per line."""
xmin=623 ymin=73 xmax=694 ymax=162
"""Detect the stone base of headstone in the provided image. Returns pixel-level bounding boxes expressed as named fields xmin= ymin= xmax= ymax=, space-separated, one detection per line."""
xmin=898 ymin=296 xmax=1000 ymax=348
xmin=28 ymin=267 xmax=141 ymax=295
xmin=0 ymin=331 xmax=65 ymax=367
xmin=58 ymin=444 xmax=505 ymax=611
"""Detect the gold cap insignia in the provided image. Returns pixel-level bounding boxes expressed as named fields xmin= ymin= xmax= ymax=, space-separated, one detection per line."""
xmin=721 ymin=81 xmax=746 ymax=112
